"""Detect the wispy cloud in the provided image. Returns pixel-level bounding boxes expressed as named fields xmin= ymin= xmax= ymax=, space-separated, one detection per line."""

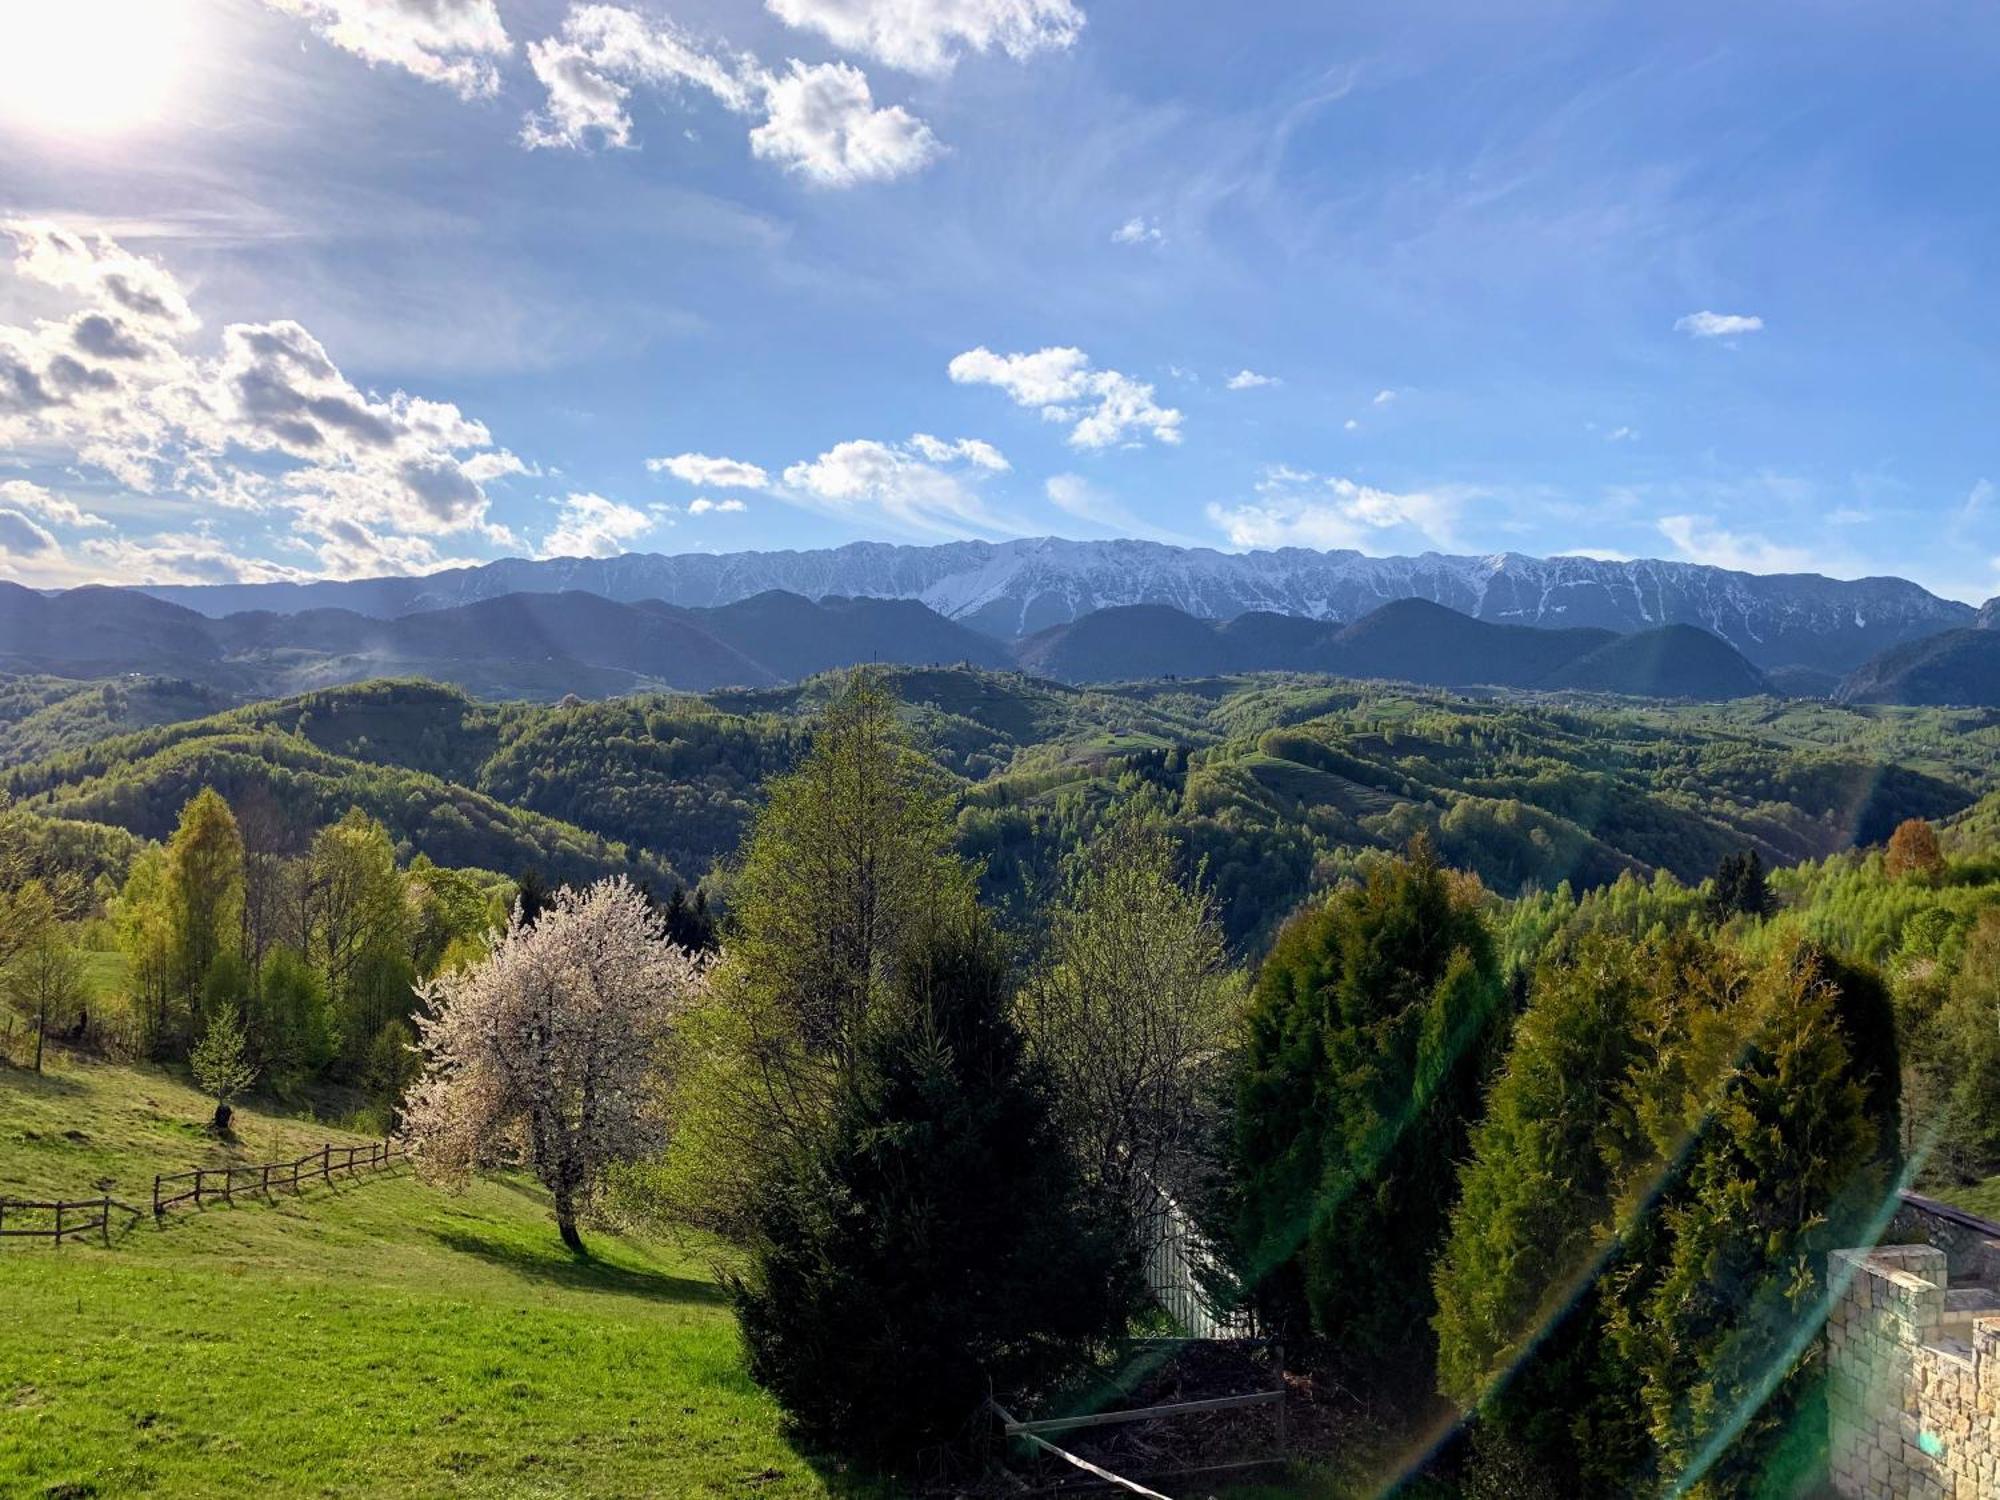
xmin=1226 ymin=368 xmax=1278 ymax=390
xmin=1675 ymin=310 xmax=1764 ymax=339
xmin=1112 ymin=215 xmax=1163 ymax=246
xmin=764 ymin=0 xmax=1084 ymax=77
xmin=1208 ymin=468 xmax=1473 ymax=552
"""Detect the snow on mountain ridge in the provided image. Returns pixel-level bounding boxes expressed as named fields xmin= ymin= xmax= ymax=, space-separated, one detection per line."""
xmin=130 ymin=538 xmax=1972 ymax=675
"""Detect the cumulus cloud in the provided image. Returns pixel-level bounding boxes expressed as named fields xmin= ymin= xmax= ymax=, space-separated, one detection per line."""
xmin=764 ymin=0 xmax=1083 ymax=75
xmin=749 ymin=59 xmax=940 ymax=184
xmin=76 ymin=531 xmax=315 ymax=586
xmin=1207 ymin=469 xmax=1471 ymax=553
xmin=0 ymin=479 xmax=107 ymax=530
xmin=688 ymin=496 xmax=747 ymax=515
xmin=0 ymin=509 xmax=59 ymax=557
xmin=522 ymin=6 xmax=938 ymax=185
xmin=1675 ymin=310 xmax=1764 ymax=339
xmin=1226 ymin=369 xmax=1278 ymax=391
xmin=781 ymin=434 xmax=1010 ymax=533
xmin=948 ymin=345 xmax=1182 ymax=449
xmin=522 ymin=4 xmax=760 ymax=149
xmin=0 ymin=219 xmax=529 ymax=584
xmin=1111 ymin=216 xmax=1162 ymax=246
xmin=540 ymin=491 xmax=659 ymax=558
xmin=1656 ymin=514 xmax=1814 ymax=573
xmin=647 ymin=451 xmax=772 ymax=489
xmin=261 ymin=0 xmax=512 ymax=99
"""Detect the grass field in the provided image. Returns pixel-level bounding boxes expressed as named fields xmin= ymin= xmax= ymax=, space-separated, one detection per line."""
xmin=0 ymin=1053 xmax=866 ymax=1499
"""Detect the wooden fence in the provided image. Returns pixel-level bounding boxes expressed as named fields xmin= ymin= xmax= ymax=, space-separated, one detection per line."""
xmin=0 ymin=1195 xmax=142 ymax=1245
xmin=152 ymin=1139 xmax=407 ymax=1216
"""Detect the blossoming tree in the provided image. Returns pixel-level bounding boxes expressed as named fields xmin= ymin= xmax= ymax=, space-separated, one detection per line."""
xmin=402 ymin=877 xmax=707 ymax=1254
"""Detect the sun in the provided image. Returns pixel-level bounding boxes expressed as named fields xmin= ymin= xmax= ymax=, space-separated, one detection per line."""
xmin=0 ymin=0 xmax=198 ymax=138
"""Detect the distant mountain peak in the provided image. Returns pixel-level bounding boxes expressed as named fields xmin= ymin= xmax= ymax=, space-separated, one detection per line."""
xmin=1978 ymin=596 xmax=2000 ymax=630
xmin=120 ymin=537 xmax=1974 ymax=674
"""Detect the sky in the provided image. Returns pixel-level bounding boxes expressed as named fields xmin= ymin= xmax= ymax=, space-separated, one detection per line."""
xmin=0 ymin=0 xmax=1997 ymax=602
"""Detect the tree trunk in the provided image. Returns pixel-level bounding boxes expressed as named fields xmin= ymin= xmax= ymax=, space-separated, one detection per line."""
xmin=554 ymin=1184 xmax=586 ymax=1256
xmin=33 ymin=1007 xmax=45 ymax=1073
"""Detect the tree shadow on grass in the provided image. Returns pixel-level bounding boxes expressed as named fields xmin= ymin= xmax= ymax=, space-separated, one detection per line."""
xmin=0 ymin=1059 xmax=86 ymax=1097
xmin=428 ymin=1226 xmax=728 ymax=1305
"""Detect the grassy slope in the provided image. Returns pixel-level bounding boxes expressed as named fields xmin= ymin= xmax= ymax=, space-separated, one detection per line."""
xmin=0 ymin=1056 xmax=854 ymax=1499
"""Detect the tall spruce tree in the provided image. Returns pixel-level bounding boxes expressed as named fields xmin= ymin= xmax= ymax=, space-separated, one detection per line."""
xmin=1233 ymin=840 xmax=1507 ymax=1382
xmin=732 ymin=912 xmax=1135 ymax=1465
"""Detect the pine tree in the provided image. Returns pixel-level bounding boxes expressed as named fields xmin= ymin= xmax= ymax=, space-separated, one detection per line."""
xmin=1234 ymin=840 xmax=1507 ymax=1382
xmin=732 ymin=912 xmax=1135 ymax=1465
xmin=1602 ymin=943 xmax=1882 ymax=1497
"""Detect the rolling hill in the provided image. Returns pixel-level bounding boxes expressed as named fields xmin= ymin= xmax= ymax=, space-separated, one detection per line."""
xmin=1838 ymin=627 xmax=2000 ymax=707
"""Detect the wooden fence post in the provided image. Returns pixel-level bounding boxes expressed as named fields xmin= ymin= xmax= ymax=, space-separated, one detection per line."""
xmin=53 ymin=1202 xmax=63 ymax=1245
xmin=100 ymin=1197 xmax=110 ymax=1246
xmin=321 ymin=1144 xmax=331 ymax=1183
xmin=152 ymin=1175 xmax=161 ymax=1217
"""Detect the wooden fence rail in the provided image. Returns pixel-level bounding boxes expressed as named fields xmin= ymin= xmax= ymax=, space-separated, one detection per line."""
xmin=0 ymin=1196 xmax=142 ymax=1245
xmin=152 ymin=1139 xmax=406 ymax=1217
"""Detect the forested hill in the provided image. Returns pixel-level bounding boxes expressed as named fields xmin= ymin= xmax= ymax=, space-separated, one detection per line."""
xmin=2 ymin=669 xmax=1994 ymax=949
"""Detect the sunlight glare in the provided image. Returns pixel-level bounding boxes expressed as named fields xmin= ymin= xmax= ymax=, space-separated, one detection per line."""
xmin=0 ymin=0 xmax=198 ymax=138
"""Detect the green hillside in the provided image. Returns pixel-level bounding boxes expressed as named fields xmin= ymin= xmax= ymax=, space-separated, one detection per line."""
xmin=0 ymin=669 xmax=1993 ymax=949
xmin=0 ymin=1056 xmax=852 ymax=1499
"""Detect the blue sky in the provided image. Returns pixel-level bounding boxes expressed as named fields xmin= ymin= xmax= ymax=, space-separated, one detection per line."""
xmin=1 ymin=0 xmax=1997 ymax=600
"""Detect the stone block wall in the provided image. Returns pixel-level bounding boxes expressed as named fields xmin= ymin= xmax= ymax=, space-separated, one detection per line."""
xmin=1827 ymin=1243 xmax=1999 ymax=1498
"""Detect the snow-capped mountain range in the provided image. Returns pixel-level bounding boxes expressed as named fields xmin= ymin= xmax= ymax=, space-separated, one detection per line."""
xmin=135 ymin=538 xmax=1977 ymax=674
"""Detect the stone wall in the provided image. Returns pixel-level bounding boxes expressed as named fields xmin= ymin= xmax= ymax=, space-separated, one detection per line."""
xmin=1827 ymin=1242 xmax=2000 ymax=1498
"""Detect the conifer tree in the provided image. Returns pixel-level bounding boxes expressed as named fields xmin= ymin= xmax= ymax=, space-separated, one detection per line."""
xmin=1233 ymin=840 xmax=1507 ymax=1380
xmin=732 ymin=911 xmax=1135 ymax=1464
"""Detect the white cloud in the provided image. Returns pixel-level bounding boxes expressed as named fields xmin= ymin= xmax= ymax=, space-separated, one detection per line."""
xmin=522 ymin=7 xmax=939 ymax=186
xmin=1372 ymin=388 xmax=1397 ymax=405
xmin=908 ymin=433 xmax=1008 ymax=469
xmin=749 ymin=60 xmax=940 ymax=186
xmin=1043 ymin=473 xmax=1193 ymax=544
xmin=1675 ymin=310 xmax=1764 ymax=339
xmin=262 ymin=0 xmax=511 ymax=99
xmin=0 ymin=479 xmax=107 ymax=530
xmin=1604 ymin=425 xmax=1637 ymax=442
xmin=0 ymin=509 xmax=59 ymax=557
xmin=1343 ymin=418 xmax=1359 ymax=432
xmin=688 ymin=496 xmax=747 ymax=515
xmin=0 ymin=219 xmax=527 ymax=583
xmin=522 ymin=4 xmax=761 ymax=150
xmin=1112 ymin=216 xmax=1162 ymax=246
xmin=764 ymin=0 xmax=1083 ymax=76
xmin=781 ymin=434 xmax=1009 ymax=533
xmin=1656 ymin=514 xmax=1814 ymax=573
xmin=947 ymin=345 xmax=1183 ymax=448
xmin=1207 ymin=470 xmax=1471 ymax=553
xmin=1226 ymin=369 xmax=1278 ymax=391
xmin=1554 ymin=546 xmax=1633 ymax=562
xmin=75 ymin=532 xmax=314 ymax=586
xmin=647 ymin=451 xmax=772 ymax=489
xmin=541 ymin=491 xmax=658 ymax=558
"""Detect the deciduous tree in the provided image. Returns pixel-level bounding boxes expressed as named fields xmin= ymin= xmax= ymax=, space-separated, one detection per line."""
xmin=403 ymin=877 xmax=706 ymax=1254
